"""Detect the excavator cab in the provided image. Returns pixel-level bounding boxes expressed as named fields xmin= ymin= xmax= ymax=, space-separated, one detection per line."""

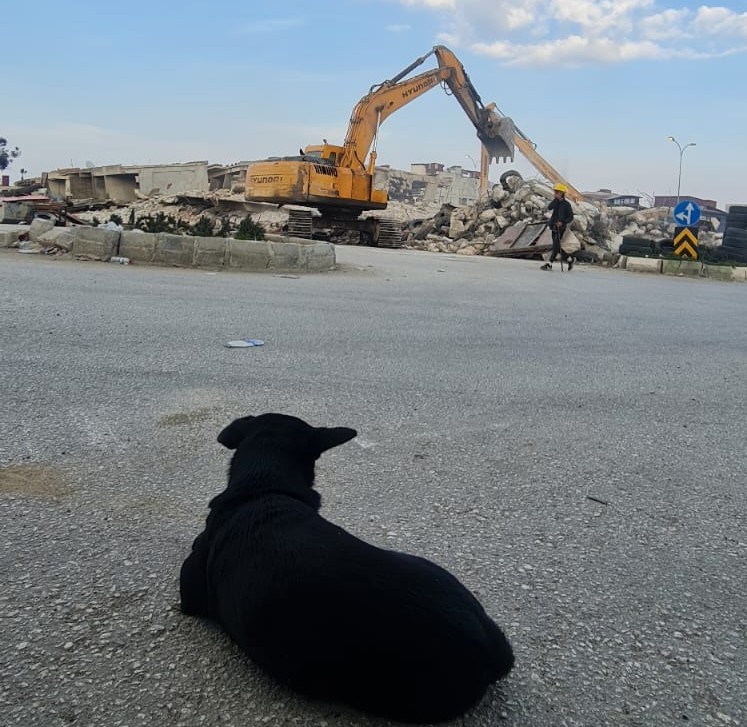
xmin=303 ymin=144 xmax=346 ymax=167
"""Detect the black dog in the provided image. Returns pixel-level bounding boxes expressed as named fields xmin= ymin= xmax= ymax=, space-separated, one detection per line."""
xmin=180 ymin=413 xmax=514 ymax=723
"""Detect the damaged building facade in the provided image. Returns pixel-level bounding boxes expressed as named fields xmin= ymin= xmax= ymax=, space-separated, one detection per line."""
xmin=46 ymin=162 xmax=211 ymax=203
xmin=374 ymin=163 xmax=482 ymax=207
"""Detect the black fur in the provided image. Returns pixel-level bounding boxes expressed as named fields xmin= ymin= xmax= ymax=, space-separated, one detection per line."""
xmin=180 ymin=413 xmax=514 ymax=723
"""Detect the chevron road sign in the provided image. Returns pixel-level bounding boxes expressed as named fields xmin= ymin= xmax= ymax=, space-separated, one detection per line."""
xmin=673 ymin=226 xmax=699 ymax=259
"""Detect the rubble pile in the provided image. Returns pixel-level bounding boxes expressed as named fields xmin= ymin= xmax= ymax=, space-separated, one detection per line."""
xmin=71 ymin=191 xmax=288 ymax=236
xmin=400 ymin=177 xmax=723 ymax=257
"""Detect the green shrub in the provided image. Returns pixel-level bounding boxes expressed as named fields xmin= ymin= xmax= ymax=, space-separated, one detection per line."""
xmin=190 ymin=215 xmax=215 ymax=237
xmin=135 ymin=212 xmax=188 ymax=234
xmin=234 ymin=215 xmax=265 ymax=240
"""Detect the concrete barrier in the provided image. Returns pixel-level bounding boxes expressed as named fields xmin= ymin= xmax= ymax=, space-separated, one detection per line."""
xmin=0 ymin=230 xmax=22 ymax=248
xmin=268 ymin=240 xmax=302 ymax=270
xmin=6 ymin=225 xmax=336 ymax=274
xmin=626 ymin=257 xmax=662 ymax=274
xmin=119 ymin=231 xmax=157 ymax=263
xmin=227 ymin=239 xmax=271 ymax=270
xmin=703 ymin=264 xmax=736 ymax=282
xmin=153 ymin=233 xmax=195 ymax=267
xmin=730 ymin=266 xmax=747 ymax=282
xmin=301 ymin=241 xmax=336 ymax=271
xmin=662 ymin=259 xmax=702 ymax=277
xmin=192 ymin=236 xmax=227 ymax=268
xmin=71 ymin=226 xmax=121 ymax=260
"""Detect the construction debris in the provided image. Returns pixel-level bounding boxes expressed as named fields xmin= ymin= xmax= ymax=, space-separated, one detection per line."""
xmin=400 ymin=177 xmax=723 ymax=259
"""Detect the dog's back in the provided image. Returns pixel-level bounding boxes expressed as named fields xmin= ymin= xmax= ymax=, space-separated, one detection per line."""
xmin=180 ymin=414 xmax=513 ymax=723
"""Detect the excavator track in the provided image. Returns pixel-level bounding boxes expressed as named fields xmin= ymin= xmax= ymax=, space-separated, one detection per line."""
xmin=286 ymin=209 xmax=314 ymax=239
xmin=374 ymin=217 xmax=403 ymax=248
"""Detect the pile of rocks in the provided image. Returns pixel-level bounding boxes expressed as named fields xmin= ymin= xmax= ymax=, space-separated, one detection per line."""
xmin=401 ymin=176 xmax=723 ymax=257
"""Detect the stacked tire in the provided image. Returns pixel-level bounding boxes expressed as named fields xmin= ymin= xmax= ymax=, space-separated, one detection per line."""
xmin=619 ymin=235 xmax=656 ymax=256
xmin=720 ymin=205 xmax=747 ymax=264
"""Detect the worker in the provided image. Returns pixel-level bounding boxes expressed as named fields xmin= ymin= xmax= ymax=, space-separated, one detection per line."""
xmin=541 ymin=183 xmax=575 ymax=271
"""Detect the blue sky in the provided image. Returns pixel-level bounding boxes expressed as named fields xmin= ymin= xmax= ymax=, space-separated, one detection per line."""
xmin=4 ymin=0 xmax=746 ymax=207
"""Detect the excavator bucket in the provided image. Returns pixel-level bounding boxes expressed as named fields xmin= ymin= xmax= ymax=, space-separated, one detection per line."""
xmin=478 ymin=111 xmax=516 ymax=164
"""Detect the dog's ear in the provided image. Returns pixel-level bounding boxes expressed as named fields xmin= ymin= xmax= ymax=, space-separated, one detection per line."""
xmin=217 ymin=416 xmax=256 ymax=449
xmin=312 ymin=426 xmax=357 ymax=456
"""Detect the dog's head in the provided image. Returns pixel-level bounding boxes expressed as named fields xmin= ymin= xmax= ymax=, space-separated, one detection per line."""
xmin=217 ymin=413 xmax=356 ymax=500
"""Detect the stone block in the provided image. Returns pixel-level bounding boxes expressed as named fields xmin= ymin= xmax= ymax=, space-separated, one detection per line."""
xmin=154 ymin=233 xmax=195 ymax=267
xmin=703 ymin=264 xmax=736 ymax=281
xmin=662 ymin=259 xmax=702 ymax=277
xmin=227 ymin=239 xmax=271 ymax=270
xmin=193 ymin=236 xmax=227 ymax=268
xmin=71 ymin=226 xmax=121 ymax=260
xmin=268 ymin=240 xmax=301 ymax=271
xmin=730 ymin=266 xmax=747 ymax=282
xmin=626 ymin=257 xmax=662 ymax=274
xmin=302 ymin=242 xmax=336 ymax=271
xmin=0 ymin=230 xmax=22 ymax=247
xmin=119 ymin=231 xmax=157 ymax=263
xmin=37 ymin=228 xmax=74 ymax=251
xmin=30 ymin=218 xmax=55 ymax=242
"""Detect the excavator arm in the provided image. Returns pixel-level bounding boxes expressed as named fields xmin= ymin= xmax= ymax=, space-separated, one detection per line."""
xmin=339 ymin=46 xmax=515 ymax=172
xmin=483 ymin=102 xmax=583 ymax=203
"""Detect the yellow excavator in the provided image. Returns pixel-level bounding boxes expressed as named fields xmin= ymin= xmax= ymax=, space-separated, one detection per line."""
xmin=245 ymin=45 xmax=580 ymax=245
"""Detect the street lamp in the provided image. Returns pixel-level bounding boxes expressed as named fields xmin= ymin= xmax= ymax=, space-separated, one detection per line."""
xmin=666 ymin=136 xmax=696 ymax=207
xmin=465 ymin=153 xmax=477 ymax=170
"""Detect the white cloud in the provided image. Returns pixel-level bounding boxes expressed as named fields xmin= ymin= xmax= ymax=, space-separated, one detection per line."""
xmin=640 ymin=9 xmax=691 ymax=40
xmin=237 ymin=17 xmax=305 ymax=34
xmin=386 ymin=23 xmax=412 ymax=32
xmin=473 ymin=35 xmax=665 ymax=66
xmin=391 ymin=1 xmax=747 ymax=67
xmin=693 ymin=6 xmax=747 ymax=36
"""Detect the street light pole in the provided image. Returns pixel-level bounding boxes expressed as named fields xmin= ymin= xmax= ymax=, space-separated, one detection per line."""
xmin=465 ymin=154 xmax=477 ymax=170
xmin=667 ymin=136 xmax=696 ymax=207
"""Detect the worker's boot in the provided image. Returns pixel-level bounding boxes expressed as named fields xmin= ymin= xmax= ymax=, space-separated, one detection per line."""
xmin=567 ymin=257 xmax=574 ymax=271
xmin=540 ymin=263 xmax=552 ymax=271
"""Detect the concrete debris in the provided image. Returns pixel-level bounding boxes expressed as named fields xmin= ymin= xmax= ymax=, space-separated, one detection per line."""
xmin=401 ymin=179 xmax=724 ymax=259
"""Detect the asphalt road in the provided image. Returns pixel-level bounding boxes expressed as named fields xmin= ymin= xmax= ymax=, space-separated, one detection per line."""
xmin=1 ymin=247 xmax=745 ymax=727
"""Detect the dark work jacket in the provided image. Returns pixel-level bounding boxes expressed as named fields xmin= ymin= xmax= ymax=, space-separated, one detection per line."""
xmin=549 ymin=198 xmax=574 ymax=228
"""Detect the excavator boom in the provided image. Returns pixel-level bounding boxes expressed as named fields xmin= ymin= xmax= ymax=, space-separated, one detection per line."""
xmin=340 ymin=46 xmax=515 ymax=172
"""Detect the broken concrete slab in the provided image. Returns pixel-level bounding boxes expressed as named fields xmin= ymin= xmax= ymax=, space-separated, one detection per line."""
xmin=37 ymin=228 xmax=74 ymax=252
xmin=29 ymin=218 xmax=56 ymax=242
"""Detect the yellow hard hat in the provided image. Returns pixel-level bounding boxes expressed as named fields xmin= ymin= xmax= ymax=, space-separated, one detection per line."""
xmin=553 ymin=183 xmax=567 ymax=193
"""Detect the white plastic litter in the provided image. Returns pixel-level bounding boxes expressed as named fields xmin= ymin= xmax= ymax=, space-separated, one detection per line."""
xmin=224 ymin=339 xmax=265 ymax=348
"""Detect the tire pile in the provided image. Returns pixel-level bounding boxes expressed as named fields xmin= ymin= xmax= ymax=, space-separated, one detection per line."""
xmin=618 ymin=235 xmax=674 ymax=257
xmin=712 ymin=206 xmax=747 ymax=264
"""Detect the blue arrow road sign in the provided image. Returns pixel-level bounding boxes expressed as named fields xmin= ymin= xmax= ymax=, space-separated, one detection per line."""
xmin=673 ymin=200 xmax=701 ymax=227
